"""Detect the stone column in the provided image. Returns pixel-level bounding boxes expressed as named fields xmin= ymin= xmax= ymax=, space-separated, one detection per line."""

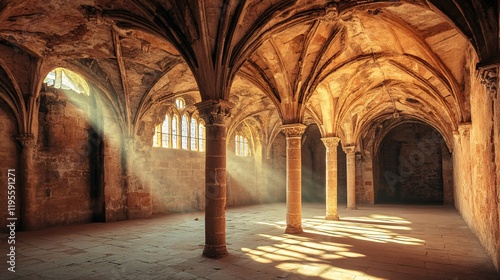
xmin=196 ymin=100 xmax=233 ymax=258
xmin=343 ymin=145 xmax=357 ymax=210
xmin=281 ymin=123 xmax=306 ymax=234
xmin=17 ymin=133 xmax=37 ymax=230
xmin=321 ymin=137 xmax=340 ymax=220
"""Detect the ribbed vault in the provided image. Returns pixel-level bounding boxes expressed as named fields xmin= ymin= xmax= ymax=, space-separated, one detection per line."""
xmin=0 ymin=0 xmax=496 ymax=146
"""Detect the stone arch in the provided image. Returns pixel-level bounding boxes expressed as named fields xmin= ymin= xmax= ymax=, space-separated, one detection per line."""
xmin=36 ymin=67 xmax=105 ymax=225
xmin=373 ymin=120 xmax=452 ymax=204
xmin=301 ymin=124 xmax=326 ymax=203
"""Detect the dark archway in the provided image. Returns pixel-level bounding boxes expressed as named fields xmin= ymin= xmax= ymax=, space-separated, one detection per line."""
xmin=376 ymin=122 xmax=449 ymax=204
xmin=300 ymin=124 xmax=348 ymax=204
xmin=301 ymin=124 xmax=326 ymax=202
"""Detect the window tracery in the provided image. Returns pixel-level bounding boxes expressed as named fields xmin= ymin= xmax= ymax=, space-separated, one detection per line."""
xmin=153 ymin=98 xmax=205 ymax=152
xmin=235 ymin=134 xmax=250 ymax=156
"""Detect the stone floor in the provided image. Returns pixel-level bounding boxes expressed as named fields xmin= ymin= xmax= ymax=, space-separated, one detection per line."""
xmin=1 ymin=203 xmax=498 ymax=280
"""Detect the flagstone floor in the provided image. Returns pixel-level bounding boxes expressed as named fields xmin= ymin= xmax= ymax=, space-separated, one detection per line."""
xmin=1 ymin=203 xmax=498 ymax=279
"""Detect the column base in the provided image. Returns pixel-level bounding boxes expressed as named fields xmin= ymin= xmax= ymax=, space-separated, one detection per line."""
xmin=346 ymin=206 xmax=358 ymax=210
xmin=202 ymin=244 xmax=228 ymax=258
xmin=325 ymin=214 xmax=340 ymax=220
xmin=285 ymin=226 xmax=304 ymax=234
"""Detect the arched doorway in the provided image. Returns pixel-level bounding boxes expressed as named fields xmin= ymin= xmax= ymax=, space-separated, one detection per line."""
xmin=376 ymin=122 xmax=451 ymax=204
xmin=302 ymin=124 xmax=326 ymax=202
xmin=301 ymin=124 xmax=348 ymax=204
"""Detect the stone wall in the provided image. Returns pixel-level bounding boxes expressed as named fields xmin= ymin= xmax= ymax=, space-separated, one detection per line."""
xmin=263 ymin=132 xmax=287 ymax=202
xmin=149 ymin=141 xmax=283 ymax=212
xmin=226 ymin=129 xmax=263 ymax=206
xmin=33 ymin=91 xmax=94 ymax=228
xmin=102 ymin=127 xmax=126 ymax=222
xmin=454 ymin=65 xmax=500 ymax=270
xmin=227 ymin=153 xmax=262 ymax=206
xmin=150 ymin=148 xmax=205 ymax=213
xmin=0 ymin=101 xmax=20 ymax=233
xmin=355 ymin=153 xmax=374 ymax=204
xmin=376 ymin=123 xmax=446 ymax=204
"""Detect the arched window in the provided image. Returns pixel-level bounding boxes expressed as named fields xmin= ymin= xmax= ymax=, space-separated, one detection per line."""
xmin=243 ymin=137 xmax=249 ymax=156
xmin=198 ymin=122 xmax=205 ymax=152
xmin=181 ymin=114 xmax=189 ymax=150
xmin=235 ymin=134 xmax=250 ymax=156
xmin=43 ymin=68 xmax=90 ymax=95
xmin=175 ymin=98 xmax=185 ymax=109
xmin=162 ymin=116 xmax=170 ymax=148
xmin=152 ymin=98 xmax=205 ymax=152
xmin=172 ymin=114 xmax=178 ymax=149
xmin=235 ymin=135 xmax=241 ymax=154
xmin=190 ymin=118 xmax=198 ymax=151
xmin=153 ymin=124 xmax=161 ymax=147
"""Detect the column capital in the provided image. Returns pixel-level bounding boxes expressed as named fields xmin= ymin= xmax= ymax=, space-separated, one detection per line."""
xmin=16 ymin=133 xmax=36 ymax=148
xmin=280 ymin=123 xmax=306 ymax=138
xmin=458 ymin=122 xmax=472 ymax=138
xmin=195 ymin=100 xmax=234 ymax=126
xmin=480 ymin=67 xmax=498 ymax=97
xmin=342 ymin=145 xmax=356 ymax=154
xmin=321 ymin=137 xmax=341 ymax=148
xmin=124 ymin=137 xmax=136 ymax=151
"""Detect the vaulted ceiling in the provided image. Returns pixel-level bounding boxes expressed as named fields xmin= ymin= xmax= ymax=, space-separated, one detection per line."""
xmin=0 ymin=0 xmax=497 ymax=146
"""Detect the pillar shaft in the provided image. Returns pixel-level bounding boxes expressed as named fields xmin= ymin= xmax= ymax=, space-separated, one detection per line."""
xmin=17 ymin=134 xmax=36 ymax=230
xmin=196 ymin=100 xmax=233 ymax=258
xmin=281 ymin=124 xmax=306 ymax=234
xmin=322 ymin=137 xmax=340 ymax=220
xmin=343 ymin=145 xmax=357 ymax=210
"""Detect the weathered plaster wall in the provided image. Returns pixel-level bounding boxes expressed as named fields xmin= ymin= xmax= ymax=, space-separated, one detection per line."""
xmin=0 ymin=101 xmax=19 ymax=233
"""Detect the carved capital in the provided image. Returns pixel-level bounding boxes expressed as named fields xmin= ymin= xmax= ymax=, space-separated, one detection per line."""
xmin=355 ymin=152 xmax=363 ymax=163
xmin=480 ymin=67 xmax=498 ymax=97
xmin=195 ymin=100 xmax=234 ymax=126
xmin=141 ymin=41 xmax=151 ymax=53
xmin=323 ymin=2 xmax=339 ymax=21
xmin=83 ymin=5 xmax=104 ymax=23
xmin=458 ymin=122 xmax=471 ymax=138
xmin=16 ymin=133 xmax=36 ymax=149
xmin=321 ymin=137 xmax=341 ymax=148
xmin=281 ymin=123 xmax=306 ymax=138
xmin=124 ymin=137 xmax=136 ymax=151
xmin=342 ymin=145 xmax=356 ymax=154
